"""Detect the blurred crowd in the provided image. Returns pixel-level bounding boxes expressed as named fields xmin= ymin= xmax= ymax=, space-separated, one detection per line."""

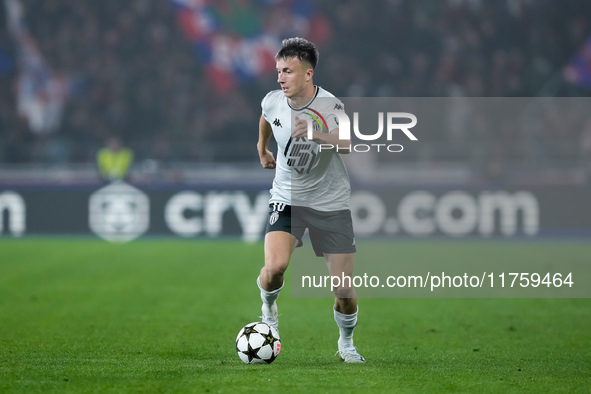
xmin=0 ymin=0 xmax=590 ymax=175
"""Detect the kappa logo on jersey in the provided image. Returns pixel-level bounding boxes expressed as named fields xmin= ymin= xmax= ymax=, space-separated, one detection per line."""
xmin=334 ymin=103 xmax=343 ymax=110
xmin=273 ymin=118 xmax=282 ymax=127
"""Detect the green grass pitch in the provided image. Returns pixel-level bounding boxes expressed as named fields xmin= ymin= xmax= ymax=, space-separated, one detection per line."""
xmin=0 ymin=238 xmax=589 ymax=393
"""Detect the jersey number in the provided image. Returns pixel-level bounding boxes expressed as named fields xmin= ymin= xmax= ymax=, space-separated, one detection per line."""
xmin=285 ymin=138 xmax=317 ymax=174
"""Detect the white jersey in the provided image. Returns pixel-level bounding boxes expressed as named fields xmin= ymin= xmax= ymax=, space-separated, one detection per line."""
xmin=261 ymin=86 xmax=351 ymax=211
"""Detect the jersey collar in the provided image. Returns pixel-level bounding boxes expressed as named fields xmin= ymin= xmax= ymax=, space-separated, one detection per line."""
xmin=287 ymin=86 xmax=320 ymax=111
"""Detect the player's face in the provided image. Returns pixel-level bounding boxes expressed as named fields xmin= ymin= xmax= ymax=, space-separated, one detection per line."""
xmin=276 ymin=57 xmax=313 ymax=98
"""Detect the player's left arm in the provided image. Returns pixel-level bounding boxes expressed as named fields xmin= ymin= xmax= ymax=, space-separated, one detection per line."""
xmin=291 ymin=118 xmax=351 ymax=154
xmin=312 ymin=127 xmax=351 ymax=154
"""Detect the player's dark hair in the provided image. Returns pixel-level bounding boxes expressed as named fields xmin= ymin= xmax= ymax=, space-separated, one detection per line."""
xmin=276 ymin=37 xmax=319 ymax=69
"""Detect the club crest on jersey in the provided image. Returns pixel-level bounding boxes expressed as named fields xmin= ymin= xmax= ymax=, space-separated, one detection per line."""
xmin=269 ymin=211 xmax=279 ymax=225
xmin=302 ymin=109 xmax=329 ymax=133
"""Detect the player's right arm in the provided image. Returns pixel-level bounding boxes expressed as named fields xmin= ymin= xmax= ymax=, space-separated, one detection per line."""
xmin=257 ymin=115 xmax=276 ymax=169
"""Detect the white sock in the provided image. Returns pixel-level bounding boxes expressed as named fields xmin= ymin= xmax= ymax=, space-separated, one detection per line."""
xmin=334 ymin=306 xmax=358 ymax=349
xmin=257 ymin=275 xmax=283 ymax=307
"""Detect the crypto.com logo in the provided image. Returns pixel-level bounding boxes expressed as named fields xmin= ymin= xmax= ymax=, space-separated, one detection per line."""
xmin=89 ymin=181 xmax=149 ymax=242
xmin=305 ymin=111 xmax=417 ymax=152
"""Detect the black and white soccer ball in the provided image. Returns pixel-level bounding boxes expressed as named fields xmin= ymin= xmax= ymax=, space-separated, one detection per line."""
xmin=236 ymin=322 xmax=281 ymax=364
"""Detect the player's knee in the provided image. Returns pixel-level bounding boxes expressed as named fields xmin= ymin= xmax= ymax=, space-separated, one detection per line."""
xmin=264 ymin=258 xmax=289 ymax=279
xmin=333 ymin=285 xmax=354 ymax=299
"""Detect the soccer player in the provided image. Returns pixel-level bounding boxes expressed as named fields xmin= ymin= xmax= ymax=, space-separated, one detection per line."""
xmin=256 ymin=37 xmax=365 ymax=363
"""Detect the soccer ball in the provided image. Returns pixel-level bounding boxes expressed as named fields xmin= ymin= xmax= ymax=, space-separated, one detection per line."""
xmin=236 ymin=322 xmax=281 ymax=364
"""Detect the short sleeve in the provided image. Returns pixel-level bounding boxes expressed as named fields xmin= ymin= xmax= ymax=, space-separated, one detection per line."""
xmin=261 ymin=92 xmax=272 ymax=123
xmin=323 ymin=99 xmax=344 ymax=132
